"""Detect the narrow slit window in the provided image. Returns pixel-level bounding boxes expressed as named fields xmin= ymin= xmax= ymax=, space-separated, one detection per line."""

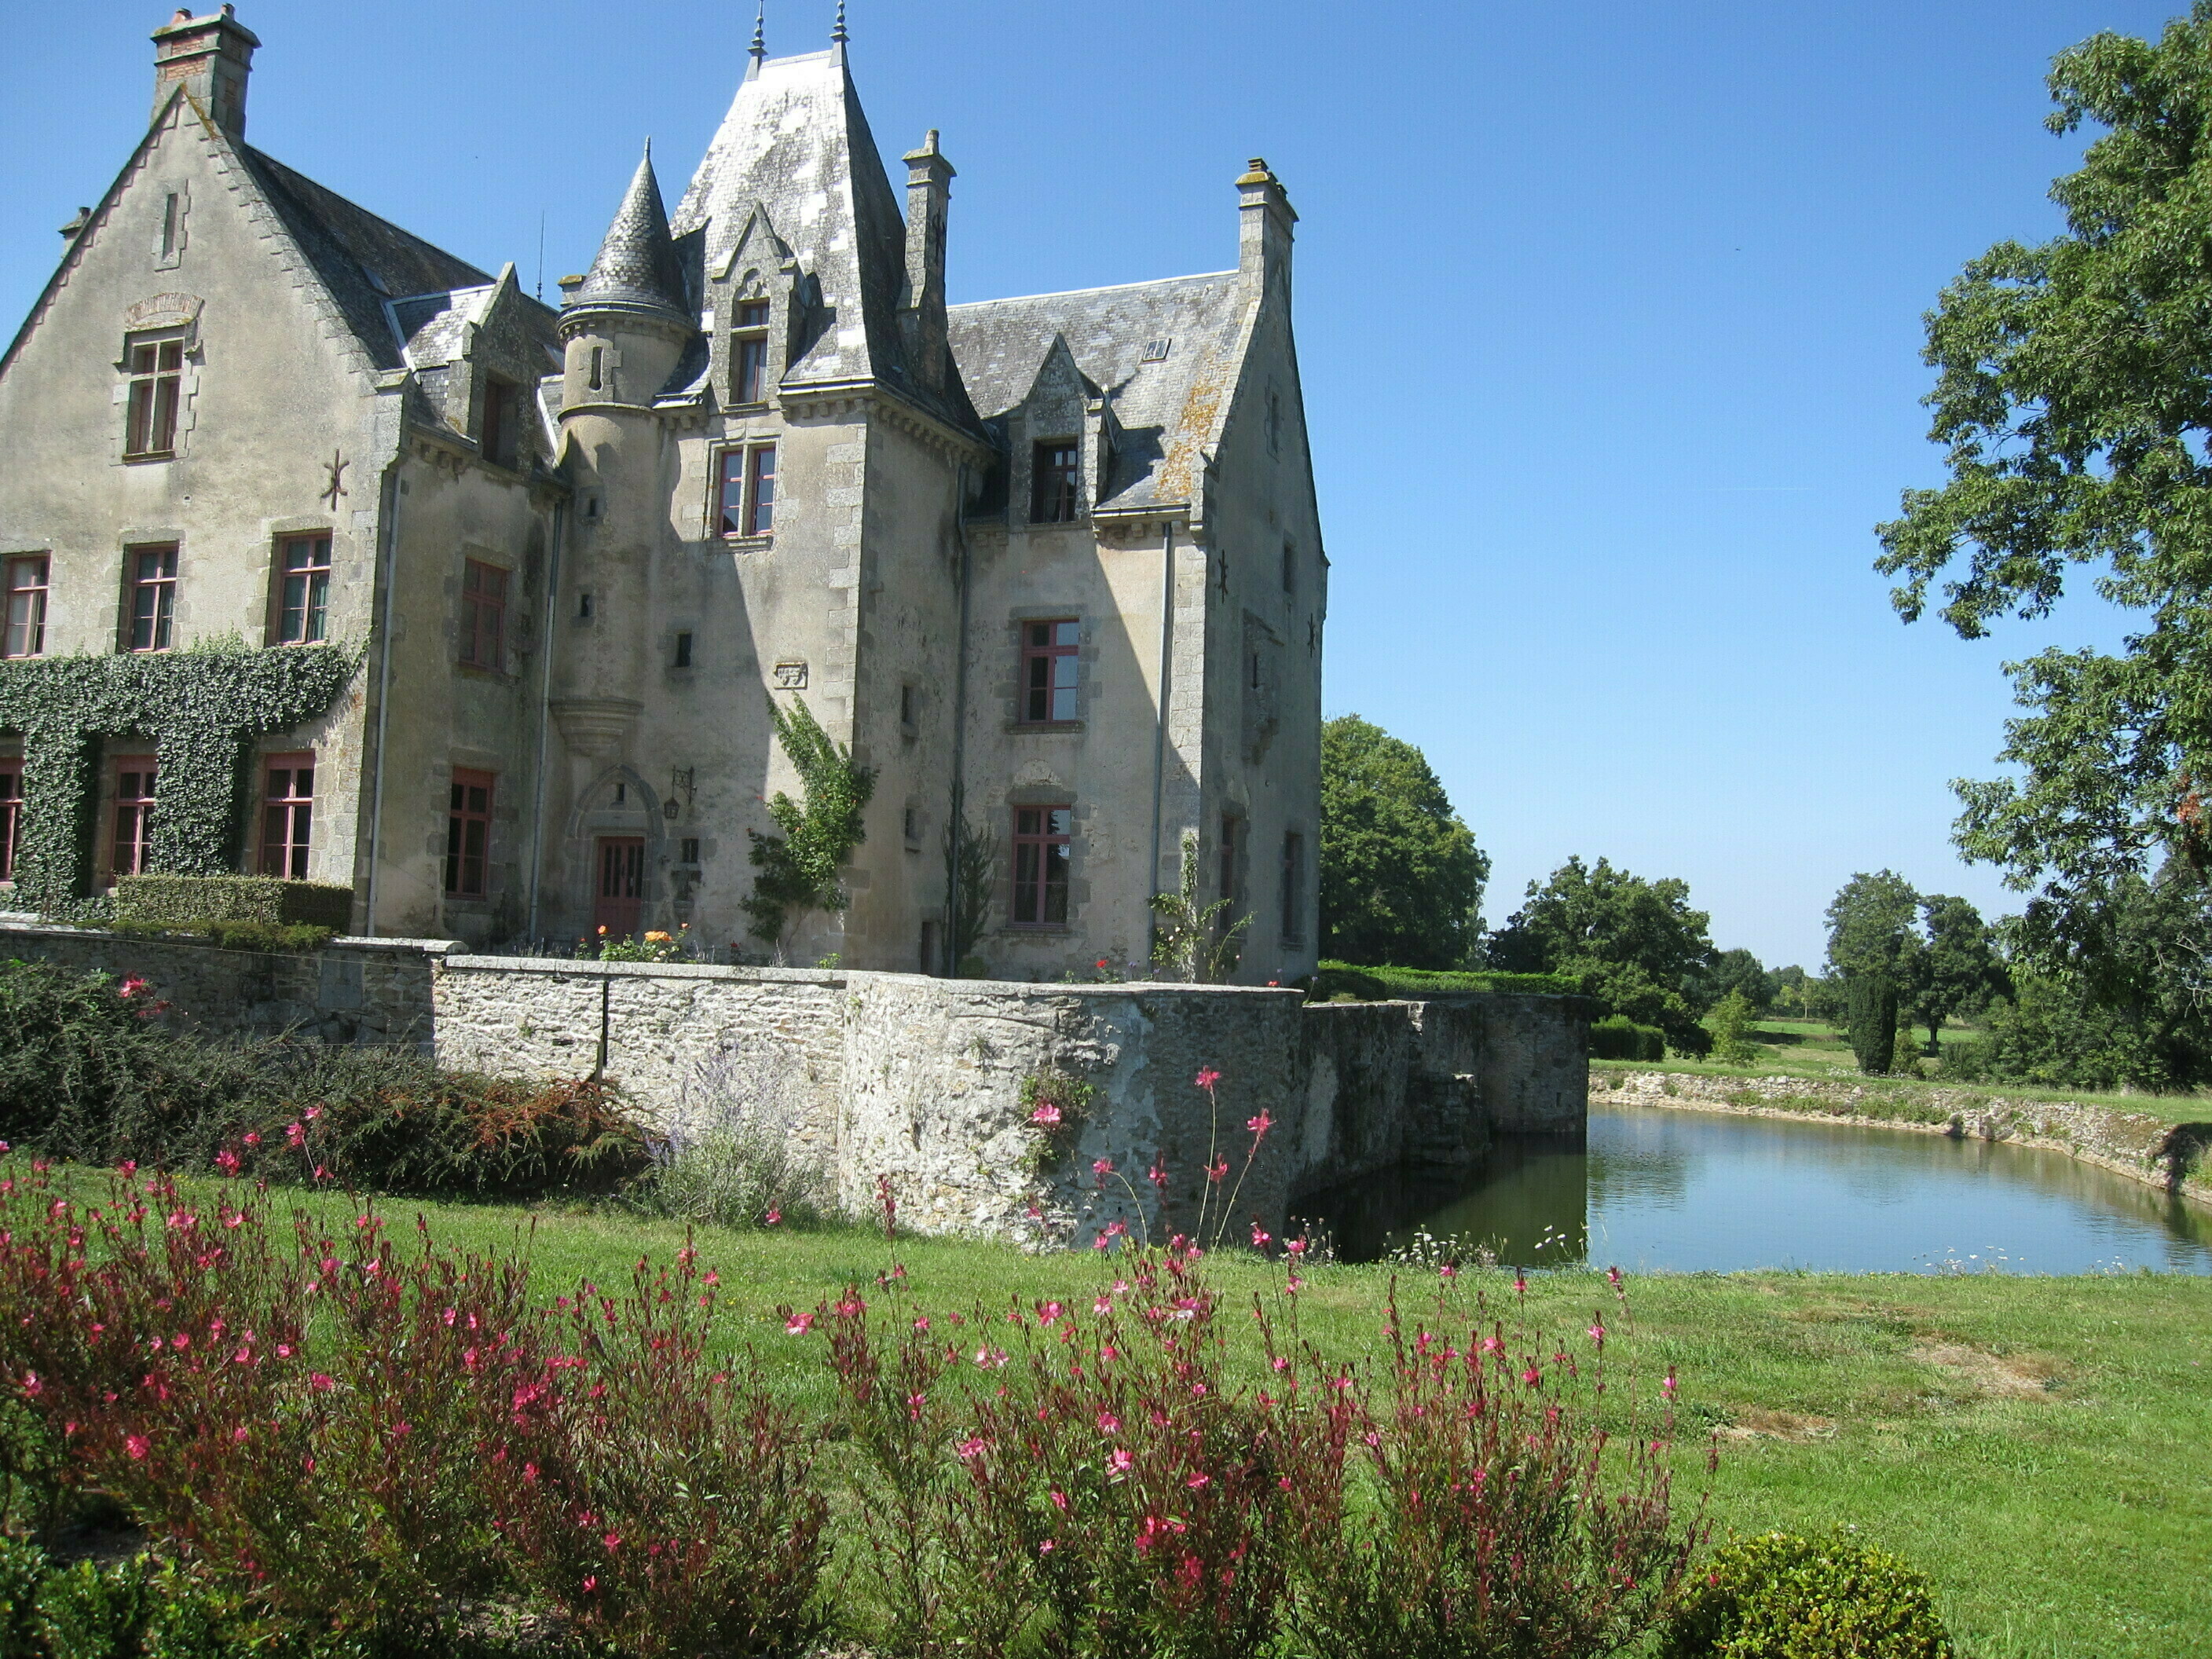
xmin=481 ymin=375 xmax=521 ymax=468
xmin=125 ymin=337 xmax=185 ymax=460
xmin=460 ymin=558 xmax=508 ymax=670
xmin=1280 ymin=830 xmax=1306 ymax=943
xmin=731 ymin=299 xmax=771 ymax=404
xmin=1020 ymin=619 xmax=1079 ymax=723
xmin=275 ymin=536 xmax=331 ymax=644
xmin=127 ymin=545 xmax=178 ymax=653
xmin=259 ymin=754 xmax=314 ymax=879
xmin=445 ymin=769 xmax=494 ymax=898
xmin=1219 ymin=815 xmax=1240 ymax=906
xmin=160 ymin=194 xmax=180 ymax=258
xmin=588 ymin=346 xmax=604 ymax=393
xmin=3 ymin=557 xmax=49 ymax=660
xmin=112 ymin=758 xmax=157 ymax=881
xmin=1031 ymin=440 xmax=1079 ymax=523
xmin=673 ymin=631 xmax=693 ymax=668
xmin=1012 ymin=805 xmax=1073 ymax=926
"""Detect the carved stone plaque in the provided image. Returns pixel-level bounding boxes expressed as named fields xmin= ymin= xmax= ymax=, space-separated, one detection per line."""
xmin=773 ymin=660 xmax=808 ymax=690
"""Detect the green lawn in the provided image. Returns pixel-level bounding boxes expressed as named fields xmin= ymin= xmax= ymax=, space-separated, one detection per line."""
xmin=1615 ymin=1017 xmax=2212 ymax=1126
xmin=162 ymin=1187 xmax=2212 ymax=1659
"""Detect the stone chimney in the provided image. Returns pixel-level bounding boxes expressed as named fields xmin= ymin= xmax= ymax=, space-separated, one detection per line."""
xmin=152 ymin=6 xmax=259 ymax=138
xmin=901 ymin=130 xmax=954 ymax=394
xmin=1236 ymin=157 xmax=1297 ymax=302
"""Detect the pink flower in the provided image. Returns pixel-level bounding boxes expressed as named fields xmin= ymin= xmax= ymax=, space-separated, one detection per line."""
xmin=1185 ymin=1471 xmax=1210 ymax=1489
xmin=1522 ymin=1366 xmax=1542 ymax=1387
xmin=1246 ymin=1111 xmax=1273 ymax=1138
xmin=1588 ymin=1321 xmax=1606 ymax=1346
xmin=1098 ymin=1412 xmax=1121 ymax=1433
xmin=1050 ymin=1489 xmax=1069 ymax=1511
xmin=243 ymin=1132 xmax=261 ymax=1148
xmin=1251 ymin=1225 xmax=1272 ymax=1248
xmin=582 ymin=1576 xmax=599 ymax=1595
xmin=1093 ymin=1294 xmax=1113 ymax=1314
xmin=785 ymin=1313 xmax=815 ymax=1335
xmin=309 ymin=1373 xmax=335 ymax=1393
xmin=119 ymin=976 xmax=148 ymax=999
xmin=214 ymin=1150 xmax=240 ymax=1177
xmin=19 ymin=1373 xmax=41 ymax=1397
xmin=1663 ymin=1370 xmax=1679 ymax=1397
xmin=1205 ymin=1158 xmax=1229 ymax=1185
xmin=305 ymin=1105 xmax=323 ymax=1121
xmin=1093 ymin=1158 xmax=1114 ymax=1178
xmin=1029 ymin=1103 xmax=1063 ymax=1127
xmin=955 ymin=1436 xmax=988 ymax=1460
xmin=602 ymin=1532 xmax=621 ymax=1551
xmin=1039 ymin=1538 xmax=1056 ymax=1554
xmin=1272 ymin=1355 xmax=1291 ymax=1372
xmin=1148 ymin=1163 xmax=1170 ymax=1191
xmin=1194 ymin=1068 xmax=1221 ymax=1090
xmin=126 ymin=1434 xmax=151 ymax=1459
xmin=1039 ymin=1302 xmax=1065 ymax=1326
xmin=1287 ymin=1236 xmax=1308 ymax=1257
xmin=1109 ymin=1447 xmax=1133 ymax=1474
xmin=765 ymin=1207 xmax=782 ymax=1225
xmin=284 ymin=1123 xmax=306 ymax=1149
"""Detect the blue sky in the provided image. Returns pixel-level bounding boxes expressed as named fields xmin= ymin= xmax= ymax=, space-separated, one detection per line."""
xmin=1 ymin=1 xmax=2179 ymax=968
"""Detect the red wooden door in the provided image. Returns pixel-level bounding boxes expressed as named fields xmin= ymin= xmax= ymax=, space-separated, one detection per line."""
xmin=593 ymin=837 xmax=645 ymax=939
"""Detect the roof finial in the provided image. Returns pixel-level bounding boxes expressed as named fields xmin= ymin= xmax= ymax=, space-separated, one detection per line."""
xmin=832 ymin=0 xmax=848 ymax=44
xmin=750 ymin=1 xmax=765 ymax=59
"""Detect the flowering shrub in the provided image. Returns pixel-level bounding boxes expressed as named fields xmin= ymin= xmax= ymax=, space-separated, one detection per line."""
xmin=1018 ymin=1071 xmax=1097 ymax=1180
xmin=586 ymin=925 xmax=696 ymax=964
xmin=483 ymin=1247 xmax=829 ymax=1658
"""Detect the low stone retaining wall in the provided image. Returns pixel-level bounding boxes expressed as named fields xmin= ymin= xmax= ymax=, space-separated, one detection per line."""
xmin=0 ymin=921 xmax=1588 ymax=1241
xmin=1593 ymin=1068 xmax=2210 ymax=1210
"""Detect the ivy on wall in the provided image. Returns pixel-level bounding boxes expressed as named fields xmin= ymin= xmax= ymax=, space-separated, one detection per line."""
xmin=0 ymin=643 xmax=359 ymax=910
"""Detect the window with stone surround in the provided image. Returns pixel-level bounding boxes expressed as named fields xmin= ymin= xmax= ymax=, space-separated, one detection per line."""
xmin=718 ymin=442 xmax=778 ymax=538
xmin=126 ymin=545 xmax=178 ymax=653
xmin=259 ymin=753 xmax=314 ymax=879
xmin=273 ymin=536 xmax=330 ymax=645
xmin=1020 ymin=619 xmax=1079 ymax=723
xmin=1012 ymin=804 xmax=1072 ymax=927
xmin=1031 ymin=440 xmax=1079 ymax=524
xmin=3 ymin=557 xmax=48 ymax=660
xmin=445 ymin=769 xmax=494 ymax=898
xmin=460 ymin=558 xmax=508 ymax=671
xmin=124 ymin=335 xmax=185 ymax=460
xmin=731 ymin=300 xmax=772 ymax=405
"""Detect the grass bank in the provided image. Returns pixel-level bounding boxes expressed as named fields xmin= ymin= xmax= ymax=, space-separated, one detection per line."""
xmin=117 ymin=1180 xmax=2212 ymax=1659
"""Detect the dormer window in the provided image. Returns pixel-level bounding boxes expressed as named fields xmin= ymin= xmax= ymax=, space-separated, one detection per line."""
xmin=731 ymin=300 xmax=771 ymax=405
xmin=1031 ymin=441 xmax=1079 ymax=524
xmin=481 ymin=375 xmax=522 ymax=469
xmin=124 ymin=335 xmax=185 ymax=460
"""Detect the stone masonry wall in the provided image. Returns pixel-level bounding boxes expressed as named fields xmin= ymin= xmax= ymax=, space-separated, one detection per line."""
xmin=0 ymin=921 xmax=1589 ymax=1240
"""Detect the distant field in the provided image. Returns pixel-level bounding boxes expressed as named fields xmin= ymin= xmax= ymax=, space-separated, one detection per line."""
xmin=1613 ymin=1018 xmax=2210 ymax=1126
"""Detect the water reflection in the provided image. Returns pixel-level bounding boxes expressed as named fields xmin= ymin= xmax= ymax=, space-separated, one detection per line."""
xmin=1290 ymin=1100 xmax=2212 ymax=1274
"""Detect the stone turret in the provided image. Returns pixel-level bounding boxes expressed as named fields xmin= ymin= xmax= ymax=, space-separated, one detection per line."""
xmin=152 ymin=5 xmax=258 ymax=137
xmin=560 ymin=146 xmax=694 ymax=408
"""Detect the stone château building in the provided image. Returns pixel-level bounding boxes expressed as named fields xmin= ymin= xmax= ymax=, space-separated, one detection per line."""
xmin=0 ymin=6 xmax=1326 ymax=983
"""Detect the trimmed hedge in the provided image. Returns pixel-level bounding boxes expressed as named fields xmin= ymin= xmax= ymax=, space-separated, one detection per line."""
xmin=1310 ymin=959 xmax=1581 ymax=1001
xmin=113 ymin=873 xmax=354 ymax=932
xmin=1591 ymin=1014 xmax=1667 ymax=1061
xmin=1661 ymin=1529 xmax=1954 ymax=1657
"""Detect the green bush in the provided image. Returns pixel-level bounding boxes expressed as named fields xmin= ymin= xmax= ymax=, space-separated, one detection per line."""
xmin=1661 ymin=1529 xmax=1954 ymax=1658
xmin=112 ymin=874 xmax=354 ymax=933
xmin=0 ymin=1533 xmax=46 ymax=1657
xmin=1845 ymin=973 xmax=1899 ymax=1075
xmin=109 ymin=919 xmax=336 ymax=953
xmin=621 ymin=1126 xmax=833 ymax=1231
xmin=1707 ymin=991 xmax=1760 ymax=1065
xmin=0 ymin=957 xmax=653 ymax=1199
xmin=1591 ymin=1014 xmax=1667 ymax=1061
xmin=1309 ymin=959 xmax=1580 ymax=1001
xmin=36 ymin=1556 xmax=157 ymax=1659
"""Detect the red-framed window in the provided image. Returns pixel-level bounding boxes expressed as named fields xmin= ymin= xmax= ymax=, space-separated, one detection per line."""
xmin=126 ymin=545 xmax=178 ymax=653
xmin=717 ymin=443 xmax=778 ymax=538
xmin=0 ymin=762 xmax=20 ymax=884
xmin=1031 ymin=440 xmax=1079 ymax=523
xmin=445 ymin=768 xmax=493 ymax=898
xmin=1012 ymin=804 xmax=1072 ymax=927
xmin=1020 ymin=619 xmax=1079 ymax=723
xmin=258 ymin=753 xmax=313 ymax=879
xmin=275 ymin=536 xmax=330 ymax=644
xmin=3 ymin=557 xmax=47 ymax=660
xmin=111 ymin=756 xmax=157 ymax=881
xmin=460 ymin=559 xmax=508 ymax=670
xmin=1280 ymin=830 xmax=1306 ymax=943
xmin=731 ymin=300 xmax=771 ymax=404
xmin=124 ymin=337 xmax=184 ymax=460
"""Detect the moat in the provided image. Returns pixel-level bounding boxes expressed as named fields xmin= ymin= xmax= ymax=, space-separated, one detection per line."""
xmin=1292 ymin=1098 xmax=2212 ymax=1273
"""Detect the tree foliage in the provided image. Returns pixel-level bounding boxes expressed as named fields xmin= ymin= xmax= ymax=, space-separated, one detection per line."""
xmin=1875 ymin=7 xmax=2212 ymax=921
xmin=742 ymin=699 xmax=876 ymax=954
xmin=1488 ymin=857 xmax=1718 ymax=1053
xmin=1318 ymin=716 xmax=1489 ymax=970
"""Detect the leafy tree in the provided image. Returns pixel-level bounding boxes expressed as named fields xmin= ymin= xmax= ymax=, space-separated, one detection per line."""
xmin=1911 ymin=895 xmax=2009 ymax=1054
xmin=1151 ymin=832 xmax=1250 ymax=984
xmin=741 ymin=699 xmax=877 ymax=957
xmin=1874 ymin=9 xmax=2212 ymax=939
xmin=1488 ymin=857 xmax=1718 ymax=1054
xmin=1706 ymin=990 xmax=1760 ymax=1066
xmin=1824 ymin=871 xmax=1922 ymax=982
xmin=1319 ymin=716 xmax=1489 ymax=969
xmin=1698 ymin=947 xmax=1773 ymax=1013
xmin=1845 ymin=973 xmax=1899 ymax=1075
xmin=943 ymin=812 xmax=998 ymax=976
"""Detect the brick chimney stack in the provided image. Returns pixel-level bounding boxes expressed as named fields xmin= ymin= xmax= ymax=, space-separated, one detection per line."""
xmin=152 ymin=5 xmax=260 ymax=138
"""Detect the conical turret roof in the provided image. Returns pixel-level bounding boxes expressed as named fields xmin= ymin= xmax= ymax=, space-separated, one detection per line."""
xmin=569 ymin=146 xmax=690 ymax=319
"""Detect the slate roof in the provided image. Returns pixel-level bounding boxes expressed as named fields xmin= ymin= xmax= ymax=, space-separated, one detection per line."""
xmin=948 ymin=272 xmax=1245 ymax=510
xmin=571 ymin=149 xmax=690 ymax=319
